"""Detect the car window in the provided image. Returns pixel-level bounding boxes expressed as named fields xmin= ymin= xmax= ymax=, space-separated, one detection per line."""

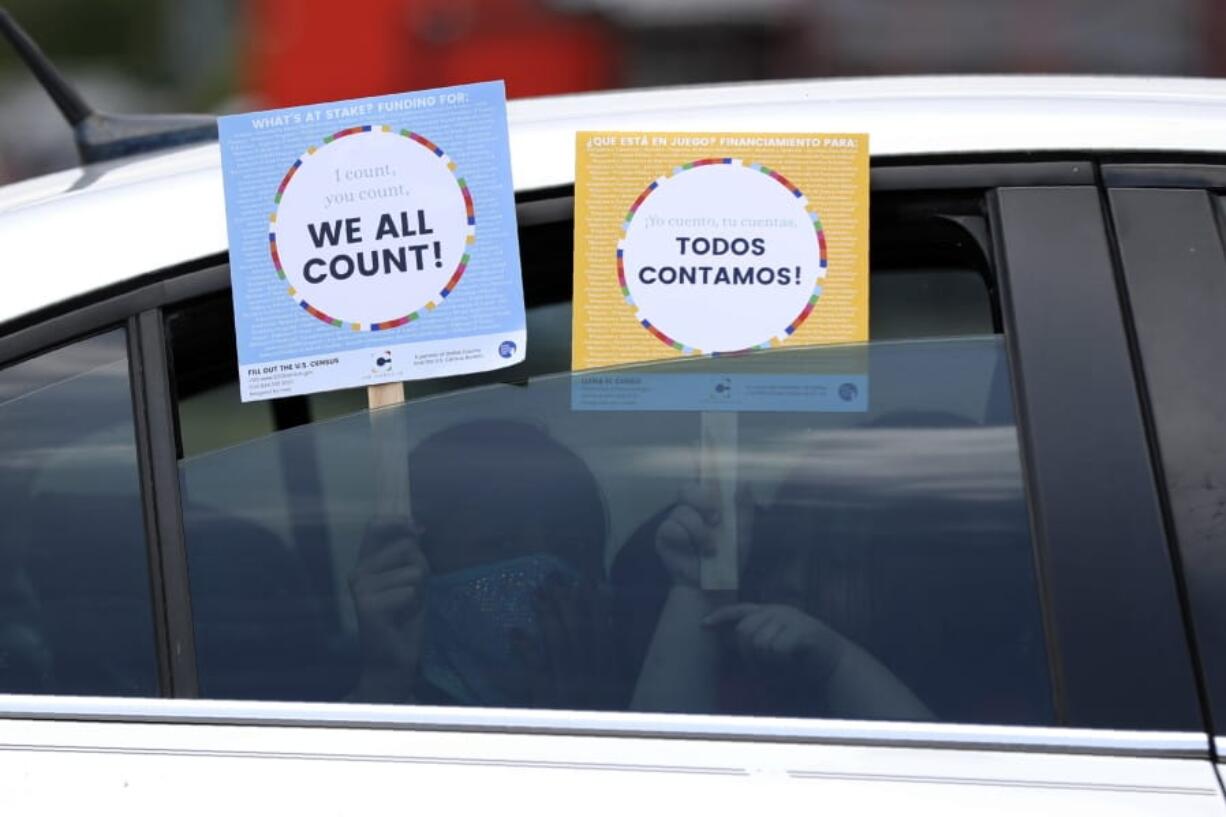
xmin=869 ymin=211 xmax=995 ymax=340
xmin=0 ymin=329 xmax=158 ymax=696
xmin=165 ymin=195 xmax=1051 ymax=722
xmin=173 ymin=335 xmax=1050 ymax=723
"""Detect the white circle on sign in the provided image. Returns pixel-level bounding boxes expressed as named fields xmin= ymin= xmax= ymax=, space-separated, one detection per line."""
xmin=271 ymin=127 xmax=473 ymax=330
xmin=619 ymin=160 xmax=825 ymax=354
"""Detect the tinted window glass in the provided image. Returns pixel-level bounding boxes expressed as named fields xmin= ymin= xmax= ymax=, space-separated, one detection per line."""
xmin=870 ymin=210 xmax=995 ymax=340
xmin=177 ymin=336 xmax=1052 ymax=724
xmin=0 ymin=329 xmax=157 ymax=696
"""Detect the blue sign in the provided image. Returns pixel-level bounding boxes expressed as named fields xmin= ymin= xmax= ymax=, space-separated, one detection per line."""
xmin=219 ymin=81 xmax=525 ymax=401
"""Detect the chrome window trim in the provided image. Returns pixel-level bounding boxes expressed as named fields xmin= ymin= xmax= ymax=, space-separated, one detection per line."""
xmin=0 ymin=695 xmax=1207 ymax=758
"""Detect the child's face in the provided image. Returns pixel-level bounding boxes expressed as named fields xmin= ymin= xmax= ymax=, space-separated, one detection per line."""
xmin=422 ymin=497 xmax=551 ymax=575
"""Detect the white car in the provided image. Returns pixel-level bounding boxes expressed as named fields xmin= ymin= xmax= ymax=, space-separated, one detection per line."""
xmin=3 ymin=72 xmax=1226 ymax=815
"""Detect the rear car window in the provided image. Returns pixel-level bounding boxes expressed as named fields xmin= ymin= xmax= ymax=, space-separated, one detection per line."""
xmin=164 ymin=193 xmax=1052 ymax=724
xmin=173 ymin=336 xmax=1050 ymax=723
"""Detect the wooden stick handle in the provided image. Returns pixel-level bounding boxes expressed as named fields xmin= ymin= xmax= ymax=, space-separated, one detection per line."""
xmin=699 ymin=411 xmax=738 ymax=591
xmin=368 ymin=382 xmax=411 ymax=519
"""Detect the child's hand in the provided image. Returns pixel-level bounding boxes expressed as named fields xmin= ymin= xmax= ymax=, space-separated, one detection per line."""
xmin=655 ymin=482 xmax=754 ymax=587
xmin=702 ymin=603 xmax=845 ymax=680
xmin=348 ymin=516 xmax=430 ymax=701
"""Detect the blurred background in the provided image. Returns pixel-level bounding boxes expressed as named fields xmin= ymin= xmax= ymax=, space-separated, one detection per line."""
xmin=1 ymin=0 xmax=1223 ymax=183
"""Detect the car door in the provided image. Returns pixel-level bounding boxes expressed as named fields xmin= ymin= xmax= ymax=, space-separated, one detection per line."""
xmin=0 ymin=161 xmax=1222 ymax=815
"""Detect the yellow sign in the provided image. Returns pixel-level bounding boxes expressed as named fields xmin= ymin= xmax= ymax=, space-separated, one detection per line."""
xmin=572 ymin=132 xmax=868 ymax=370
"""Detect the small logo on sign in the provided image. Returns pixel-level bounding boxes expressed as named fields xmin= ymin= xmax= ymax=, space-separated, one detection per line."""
xmin=838 ymin=382 xmax=859 ymax=402
xmin=373 ymin=350 xmax=393 ymax=372
xmin=498 ymin=340 xmax=517 ymax=359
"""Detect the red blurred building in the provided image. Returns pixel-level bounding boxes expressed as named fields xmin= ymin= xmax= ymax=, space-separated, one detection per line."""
xmin=244 ymin=0 xmax=620 ymax=107
xmin=241 ymin=0 xmax=1226 ymax=110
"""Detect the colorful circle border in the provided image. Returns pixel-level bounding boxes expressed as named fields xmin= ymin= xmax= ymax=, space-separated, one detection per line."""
xmin=615 ymin=157 xmax=828 ymax=356
xmin=268 ymin=125 xmax=477 ymax=332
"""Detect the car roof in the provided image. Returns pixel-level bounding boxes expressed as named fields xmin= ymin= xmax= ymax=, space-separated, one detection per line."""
xmin=3 ymin=74 xmax=1226 ymax=328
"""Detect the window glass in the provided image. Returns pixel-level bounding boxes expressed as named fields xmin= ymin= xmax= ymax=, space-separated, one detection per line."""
xmin=170 ymin=193 xmax=1041 ymax=721
xmin=177 ymin=335 xmax=1052 ymax=725
xmin=0 ymin=329 xmax=158 ymax=696
xmin=870 ymin=209 xmax=995 ymax=340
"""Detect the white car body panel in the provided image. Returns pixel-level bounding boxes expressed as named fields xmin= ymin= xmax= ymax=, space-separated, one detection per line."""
xmin=3 ymin=76 xmax=1226 ymax=327
xmin=3 ymin=729 xmax=1220 ymax=816
xmin=0 ymin=701 xmax=1220 ymax=816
